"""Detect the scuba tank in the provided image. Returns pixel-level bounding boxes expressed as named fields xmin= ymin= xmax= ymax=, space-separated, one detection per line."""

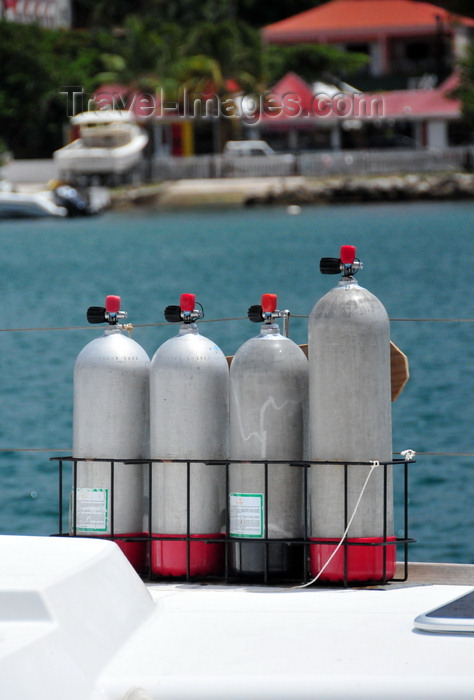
xmin=149 ymin=293 xmax=229 ymax=577
xmin=72 ymin=295 xmax=150 ymax=572
xmin=308 ymin=246 xmax=396 ymax=582
xmin=229 ymin=294 xmax=308 ymax=580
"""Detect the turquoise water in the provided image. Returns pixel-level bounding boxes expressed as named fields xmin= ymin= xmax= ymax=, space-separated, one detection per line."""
xmin=0 ymin=200 xmax=473 ymax=565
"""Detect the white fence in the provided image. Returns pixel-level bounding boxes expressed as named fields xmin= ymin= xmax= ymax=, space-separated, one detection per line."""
xmin=152 ymin=147 xmax=471 ymax=181
xmin=3 ymin=147 xmax=471 ymax=186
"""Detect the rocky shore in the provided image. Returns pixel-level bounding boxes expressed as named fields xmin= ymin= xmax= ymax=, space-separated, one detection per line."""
xmin=244 ymin=172 xmax=474 ymax=207
xmin=109 ymin=172 xmax=474 ymax=210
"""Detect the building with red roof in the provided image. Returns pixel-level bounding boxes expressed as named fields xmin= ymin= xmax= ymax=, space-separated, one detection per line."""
xmin=367 ymin=72 xmax=463 ymax=147
xmin=263 ymin=0 xmax=474 ymax=89
xmin=256 ymin=70 xmax=463 ymax=151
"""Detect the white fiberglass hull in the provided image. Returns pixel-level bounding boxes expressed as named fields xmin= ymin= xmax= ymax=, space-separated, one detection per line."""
xmin=0 ymin=190 xmax=67 ymax=218
xmin=1 ymin=535 xmax=474 ymax=700
xmin=54 ymin=132 xmax=148 ymax=175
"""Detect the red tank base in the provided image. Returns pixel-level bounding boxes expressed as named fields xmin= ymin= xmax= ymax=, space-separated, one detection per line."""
xmin=309 ymin=536 xmax=397 ymax=583
xmin=114 ymin=533 xmax=149 ymax=575
xmin=150 ymin=533 xmax=225 ymax=578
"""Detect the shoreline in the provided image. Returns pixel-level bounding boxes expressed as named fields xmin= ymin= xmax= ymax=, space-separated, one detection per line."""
xmin=108 ymin=172 xmax=474 ymax=209
xmin=5 ymin=166 xmax=474 ymax=210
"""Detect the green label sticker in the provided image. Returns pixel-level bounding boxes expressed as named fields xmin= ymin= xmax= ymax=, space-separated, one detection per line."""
xmin=229 ymin=493 xmax=264 ymax=538
xmin=76 ymin=487 xmax=109 ymax=532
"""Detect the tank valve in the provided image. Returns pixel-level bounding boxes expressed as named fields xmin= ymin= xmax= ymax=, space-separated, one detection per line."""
xmin=248 ymin=293 xmax=290 ymax=337
xmin=320 ymin=245 xmax=363 ymax=277
xmin=164 ymin=293 xmax=204 ymax=324
xmin=87 ymin=295 xmax=128 ymax=325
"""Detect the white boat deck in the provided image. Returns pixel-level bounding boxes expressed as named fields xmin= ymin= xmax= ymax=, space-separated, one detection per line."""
xmin=1 ymin=535 xmax=473 ymax=700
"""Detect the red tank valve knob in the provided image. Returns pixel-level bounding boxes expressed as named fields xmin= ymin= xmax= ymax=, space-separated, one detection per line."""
xmin=340 ymin=245 xmax=356 ymax=265
xmin=106 ymin=295 xmax=121 ymax=314
xmin=261 ymin=293 xmax=277 ymax=313
xmin=180 ymin=293 xmax=195 ymax=312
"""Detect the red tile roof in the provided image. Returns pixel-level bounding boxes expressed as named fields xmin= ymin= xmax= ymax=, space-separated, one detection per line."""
xmin=375 ymin=74 xmax=460 ymax=119
xmin=271 ymin=72 xmax=316 ymax=112
xmin=260 ymin=71 xmax=460 ymax=125
xmin=263 ymin=0 xmax=474 ymax=43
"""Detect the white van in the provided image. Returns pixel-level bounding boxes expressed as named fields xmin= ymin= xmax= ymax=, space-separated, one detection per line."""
xmin=222 ymin=140 xmax=276 ymax=157
xmin=221 ymin=140 xmax=295 ymax=176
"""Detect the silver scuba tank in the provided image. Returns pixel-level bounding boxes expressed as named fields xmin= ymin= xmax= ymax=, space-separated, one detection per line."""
xmin=72 ymin=295 xmax=150 ymax=572
xmin=149 ymin=293 xmax=229 ymax=577
xmin=229 ymin=294 xmax=308 ymax=580
xmin=308 ymin=246 xmax=395 ymax=582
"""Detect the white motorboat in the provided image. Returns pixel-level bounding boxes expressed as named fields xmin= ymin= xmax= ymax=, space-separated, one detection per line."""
xmin=0 ymin=180 xmax=109 ymax=218
xmin=53 ymin=110 xmax=149 ymax=180
xmin=0 ymin=180 xmax=67 ymax=218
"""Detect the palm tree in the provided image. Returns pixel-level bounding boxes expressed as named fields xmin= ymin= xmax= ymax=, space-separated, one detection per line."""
xmin=173 ymin=19 xmax=266 ymax=150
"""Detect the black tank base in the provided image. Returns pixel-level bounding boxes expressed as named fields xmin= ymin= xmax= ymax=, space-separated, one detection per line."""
xmin=228 ymin=540 xmax=306 ymax=582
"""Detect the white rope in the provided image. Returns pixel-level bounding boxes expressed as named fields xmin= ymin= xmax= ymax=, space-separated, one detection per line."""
xmin=292 ymin=460 xmax=380 ymax=589
xmin=290 ymin=449 xmax=417 ymax=589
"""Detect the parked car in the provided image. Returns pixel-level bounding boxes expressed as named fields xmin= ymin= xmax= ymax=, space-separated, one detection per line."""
xmin=221 ymin=140 xmax=295 ymax=176
xmin=223 ymin=140 xmax=276 ymax=157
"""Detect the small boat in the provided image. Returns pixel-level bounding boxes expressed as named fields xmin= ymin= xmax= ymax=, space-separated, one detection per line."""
xmin=0 ymin=180 xmax=108 ymax=219
xmin=0 ymin=181 xmax=67 ymax=218
xmin=53 ymin=110 xmax=149 ymax=183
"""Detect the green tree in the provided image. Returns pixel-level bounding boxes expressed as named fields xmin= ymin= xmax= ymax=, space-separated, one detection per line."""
xmin=264 ymin=43 xmax=370 ymax=85
xmin=453 ymin=44 xmax=474 ymax=132
xmin=0 ymin=5 xmax=375 ymax=158
xmin=0 ymin=21 xmax=58 ymax=157
xmin=73 ymin=0 xmax=239 ymax=29
xmin=0 ymin=20 xmax=120 ymax=156
xmin=172 ymin=19 xmax=266 ymax=149
xmin=181 ymin=19 xmax=264 ymax=91
xmin=428 ymin=1 xmax=474 ymax=18
xmin=71 ymin=0 xmax=319 ymax=29
xmin=236 ymin=0 xmax=321 ymax=27
xmin=92 ymin=16 xmax=170 ymax=91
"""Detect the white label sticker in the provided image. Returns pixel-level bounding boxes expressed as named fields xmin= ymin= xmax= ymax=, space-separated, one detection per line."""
xmin=229 ymin=493 xmax=264 ymax=538
xmin=76 ymin=488 xmax=109 ymax=532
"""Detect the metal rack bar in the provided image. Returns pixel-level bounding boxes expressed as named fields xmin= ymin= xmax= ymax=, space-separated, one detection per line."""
xmin=51 ymin=456 xmax=415 ymax=586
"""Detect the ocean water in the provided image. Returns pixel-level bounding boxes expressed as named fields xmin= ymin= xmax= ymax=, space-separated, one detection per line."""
xmin=0 ymin=199 xmax=472 ymax=565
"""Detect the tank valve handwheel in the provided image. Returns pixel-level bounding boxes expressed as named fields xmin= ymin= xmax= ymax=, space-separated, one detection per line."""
xmin=164 ymin=305 xmax=183 ymax=323
xmin=87 ymin=306 xmax=107 ymax=324
xmin=248 ymin=294 xmax=291 ymax=337
xmin=248 ymin=304 xmax=265 ymax=323
xmin=164 ymin=293 xmax=204 ymax=324
xmin=248 ymin=293 xmax=280 ymax=323
xmin=320 ymin=245 xmax=363 ymax=277
xmin=86 ymin=295 xmax=128 ymax=325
